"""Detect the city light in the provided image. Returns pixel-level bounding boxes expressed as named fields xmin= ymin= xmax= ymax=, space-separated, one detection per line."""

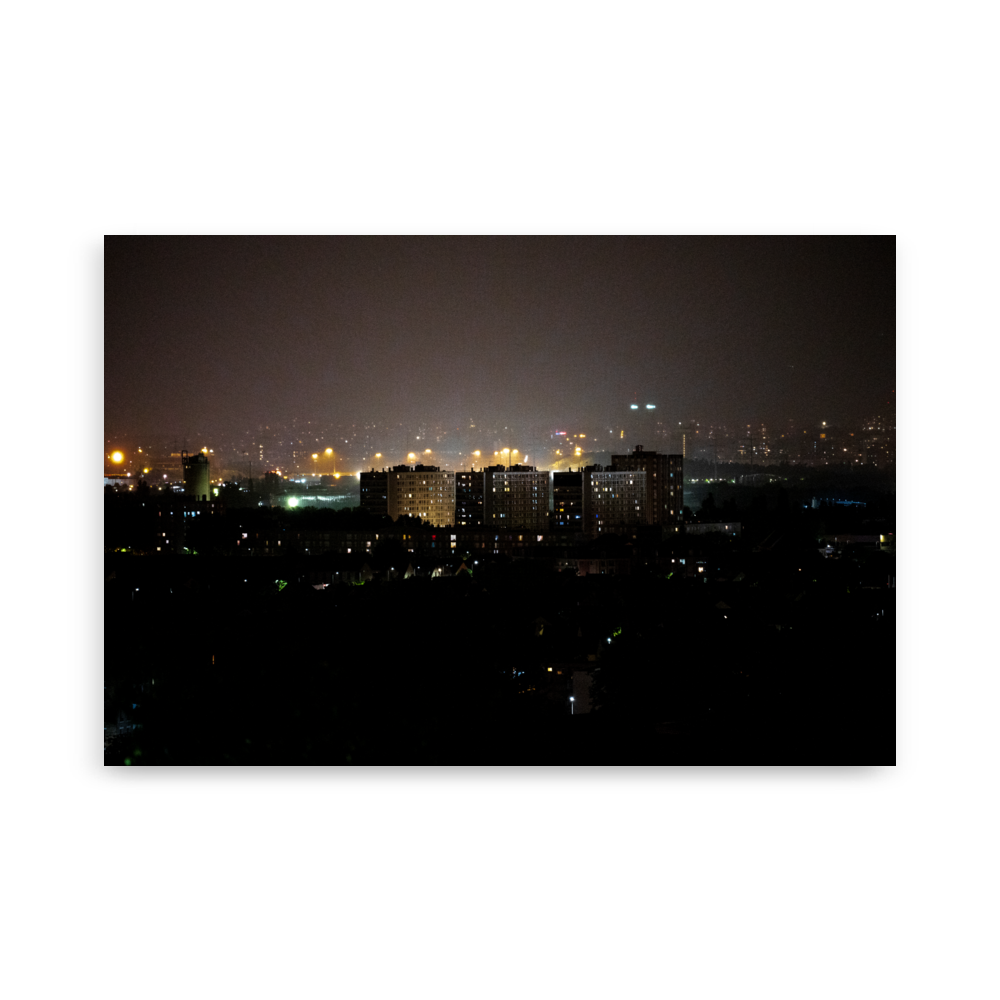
xmin=325 ymin=448 xmax=333 ymax=456
xmin=110 ymin=451 xmax=124 ymax=463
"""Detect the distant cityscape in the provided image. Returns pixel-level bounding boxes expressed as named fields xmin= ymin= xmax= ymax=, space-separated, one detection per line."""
xmin=105 ymin=400 xmax=896 ymax=488
xmin=104 ymin=401 xmax=895 ymax=565
xmin=103 ymin=237 xmax=895 ymax=765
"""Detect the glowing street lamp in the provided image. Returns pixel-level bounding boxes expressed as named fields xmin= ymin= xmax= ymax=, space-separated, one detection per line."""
xmin=110 ymin=450 xmax=124 ymax=464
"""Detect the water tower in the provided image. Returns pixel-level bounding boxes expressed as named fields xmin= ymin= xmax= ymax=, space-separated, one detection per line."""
xmin=181 ymin=450 xmax=211 ymax=501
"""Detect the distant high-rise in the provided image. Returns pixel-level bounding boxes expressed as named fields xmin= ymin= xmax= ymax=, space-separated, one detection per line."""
xmin=583 ymin=466 xmax=647 ymax=537
xmin=610 ymin=446 xmax=683 ymax=527
xmin=552 ymin=470 xmax=584 ymax=531
xmin=387 ymin=464 xmax=456 ymax=528
xmin=455 ymin=470 xmax=485 ymax=527
xmin=360 ymin=469 xmax=389 ymax=517
xmin=553 ymin=466 xmax=647 ymax=536
xmin=484 ymin=464 xmax=549 ymax=530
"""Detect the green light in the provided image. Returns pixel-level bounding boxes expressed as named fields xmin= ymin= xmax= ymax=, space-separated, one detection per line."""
xmin=287 ymin=497 xmax=299 ymax=507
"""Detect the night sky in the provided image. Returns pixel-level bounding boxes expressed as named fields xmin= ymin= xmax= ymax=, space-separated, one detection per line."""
xmin=105 ymin=236 xmax=894 ymax=437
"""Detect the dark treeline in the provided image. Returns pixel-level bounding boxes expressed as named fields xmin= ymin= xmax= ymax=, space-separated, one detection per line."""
xmin=683 ymin=459 xmax=895 ymax=525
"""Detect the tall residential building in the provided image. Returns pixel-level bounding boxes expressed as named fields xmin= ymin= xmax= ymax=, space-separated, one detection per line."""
xmin=483 ymin=464 xmax=549 ymax=530
xmin=610 ymin=446 xmax=683 ymax=527
xmin=552 ymin=470 xmax=585 ymax=531
xmin=455 ymin=469 xmax=485 ymax=527
xmin=583 ymin=467 xmax=647 ymax=537
xmin=387 ymin=464 xmax=456 ymax=528
xmin=360 ymin=469 xmax=389 ymax=517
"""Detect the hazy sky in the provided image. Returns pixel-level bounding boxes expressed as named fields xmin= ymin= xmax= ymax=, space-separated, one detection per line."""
xmin=105 ymin=236 xmax=894 ymax=437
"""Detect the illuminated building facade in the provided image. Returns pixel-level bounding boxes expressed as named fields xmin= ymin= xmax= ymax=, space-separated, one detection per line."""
xmin=455 ymin=470 xmax=485 ymax=527
xmin=483 ymin=464 xmax=549 ymax=530
xmin=610 ymin=446 xmax=683 ymax=527
xmin=387 ymin=465 xmax=456 ymax=528
xmin=582 ymin=467 xmax=647 ymax=537
xmin=552 ymin=470 xmax=584 ymax=531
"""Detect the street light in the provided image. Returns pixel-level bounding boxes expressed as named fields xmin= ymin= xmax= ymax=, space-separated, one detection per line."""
xmin=569 ymin=696 xmax=575 ymax=715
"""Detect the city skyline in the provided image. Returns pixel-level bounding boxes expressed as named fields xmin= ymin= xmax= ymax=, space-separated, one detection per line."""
xmin=104 ymin=403 xmax=896 ymax=484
